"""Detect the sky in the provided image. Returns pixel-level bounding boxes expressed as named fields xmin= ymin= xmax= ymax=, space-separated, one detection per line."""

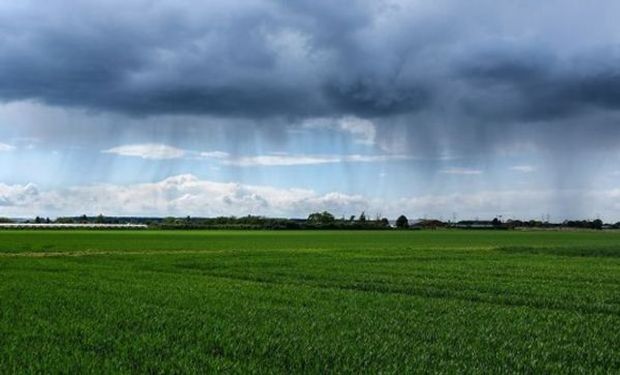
xmin=1 ymin=0 xmax=620 ymax=221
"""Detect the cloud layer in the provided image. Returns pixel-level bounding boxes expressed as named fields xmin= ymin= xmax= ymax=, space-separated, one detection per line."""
xmin=103 ymin=144 xmax=186 ymax=160
xmin=0 ymin=175 xmax=368 ymax=217
xmin=101 ymin=143 xmax=410 ymax=166
xmin=2 ymin=175 xmax=619 ymax=221
xmin=2 ymin=0 xmax=620 ymax=149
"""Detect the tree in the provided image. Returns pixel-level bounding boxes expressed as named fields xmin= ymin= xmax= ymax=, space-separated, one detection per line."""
xmin=307 ymin=211 xmax=335 ymax=225
xmin=592 ymin=219 xmax=603 ymax=230
xmin=358 ymin=211 xmax=366 ymax=223
xmin=396 ymin=215 xmax=409 ymax=229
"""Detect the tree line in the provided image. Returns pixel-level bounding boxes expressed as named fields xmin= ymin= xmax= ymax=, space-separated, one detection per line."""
xmin=1 ymin=213 xmax=617 ymax=230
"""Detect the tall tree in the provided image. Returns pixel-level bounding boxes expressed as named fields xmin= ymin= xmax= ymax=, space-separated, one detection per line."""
xmin=396 ymin=215 xmax=409 ymax=229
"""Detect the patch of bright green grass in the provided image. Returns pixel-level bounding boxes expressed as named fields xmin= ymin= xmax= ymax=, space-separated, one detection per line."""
xmin=1 ymin=230 xmax=619 ymax=373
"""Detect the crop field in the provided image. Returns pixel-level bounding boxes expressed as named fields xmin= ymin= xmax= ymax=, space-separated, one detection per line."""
xmin=1 ymin=230 xmax=619 ymax=373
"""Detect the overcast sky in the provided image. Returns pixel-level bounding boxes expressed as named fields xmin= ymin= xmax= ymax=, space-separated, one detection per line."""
xmin=1 ymin=0 xmax=620 ymax=220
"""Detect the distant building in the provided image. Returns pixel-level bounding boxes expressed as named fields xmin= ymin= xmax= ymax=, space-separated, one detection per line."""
xmin=454 ymin=220 xmax=495 ymax=229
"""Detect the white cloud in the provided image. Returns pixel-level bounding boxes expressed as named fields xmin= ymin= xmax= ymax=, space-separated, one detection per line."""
xmin=185 ymin=150 xmax=412 ymax=167
xmin=102 ymin=143 xmax=186 ymax=160
xmin=107 ymin=143 xmax=412 ymax=167
xmin=0 ymin=175 xmax=367 ymax=217
xmin=0 ymin=182 xmax=38 ymax=207
xmin=510 ymin=165 xmax=536 ymax=173
xmin=2 ymin=176 xmax=620 ymax=220
xmin=199 ymin=151 xmax=230 ymax=159
xmin=439 ymin=167 xmax=482 ymax=175
xmin=223 ymin=154 xmax=339 ymax=167
xmin=0 ymin=143 xmax=15 ymax=152
xmin=221 ymin=153 xmax=410 ymax=167
xmin=337 ymin=116 xmax=376 ymax=145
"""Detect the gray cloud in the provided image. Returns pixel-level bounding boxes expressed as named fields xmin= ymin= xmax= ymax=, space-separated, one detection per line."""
xmin=2 ymin=0 xmax=620 ymax=157
xmin=457 ymin=46 xmax=620 ymax=121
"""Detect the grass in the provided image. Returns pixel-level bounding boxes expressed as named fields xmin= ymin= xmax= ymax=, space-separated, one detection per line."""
xmin=1 ymin=230 xmax=619 ymax=373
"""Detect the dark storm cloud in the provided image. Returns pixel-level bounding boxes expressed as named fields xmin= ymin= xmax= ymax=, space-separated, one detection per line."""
xmin=0 ymin=0 xmax=395 ymax=117
xmin=323 ymin=80 xmax=430 ymax=116
xmin=458 ymin=47 xmax=620 ymax=121
xmin=0 ymin=1 xmax=466 ymax=117
xmin=2 ymin=0 xmax=620 ymax=149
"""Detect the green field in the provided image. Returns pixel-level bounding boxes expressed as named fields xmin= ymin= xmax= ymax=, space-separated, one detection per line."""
xmin=1 ymin=230 xmax=619 ymax=373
